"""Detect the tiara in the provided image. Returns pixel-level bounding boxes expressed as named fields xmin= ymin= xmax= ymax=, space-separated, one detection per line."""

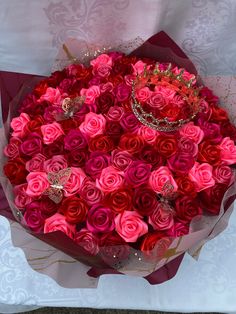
xmin=131 ymin=63 xmax=202 ymax=132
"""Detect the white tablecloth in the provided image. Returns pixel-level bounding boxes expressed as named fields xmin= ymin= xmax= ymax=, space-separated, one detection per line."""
xmin=1 ymin=0 xmax=236 ymax=312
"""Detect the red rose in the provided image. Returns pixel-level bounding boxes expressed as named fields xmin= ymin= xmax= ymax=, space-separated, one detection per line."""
xmin=33 ymin=80 xmax=48 ymax=97
xmin=175 ymin=176 xmax=197 ymax=198
xmin=46 ymin=70 xmax=66 ymax=87
xmin=104 ymin=188 xmax=133 ymax=213
xmin=155 ymin=134 xmax=178 ymax=158
xmin=200 ymin=183 xmax=228 ymax=215
xmin=4 ymin=158 xmax=27 ymax=185
xmin=119 ymin=133 xmax=145 ymax=155
xmin=210 ymin=105 xmax=228 ymax=123
xmin=59 ymin=119 xmax=80 ymax=134
xmin=167 ymin=222 xmax=189 ymax=237
xmin=167 ymin=152 xmax=195 ymax=174
xmin=59 ymin=196 xmax=88 ymax=224
xmin=220 ymin=120 xmax=236 ymax=141
xmin=200 ymin=87 xmax=219 ymax=104
xmin=80 ymin=179 xmax=103 ymax=205
xmin=66 ymin=64 xmax=91 ymax=80
xmin=19 ymin=94 xmax=38 ymax=115
xmin=66 ymin=149 xmax=87 ymax=168
xmin=139 ymin=145 xmax=164 ymax=169
xmin=74 ymin=229 xmax=99 ymax=256
xmin=120 ymin=112 xmax=140 ymax=133
xmin=97 ymin=92 xmax=115 ymax=114
xmin=133 ymin=187 xmax=158 ymax=216
xmin=141 ymin=232 xmax=171 ymax=258
xmin=105 ymin=121 xmax=124 ymax=142
xmin=175 ymin=196 xmax=202 ymax=223
xmin=20 ymin=132 xmax=43 ymax=157
xmin=198 ymin=141 xmax=221 ymax=166
xmin=88 ymin=135 xmax=115 ymax=153
xmin=43 ymin=136 xmax=65 ymax=158
xmin=24 ymin=115 xmax=44 ymax=134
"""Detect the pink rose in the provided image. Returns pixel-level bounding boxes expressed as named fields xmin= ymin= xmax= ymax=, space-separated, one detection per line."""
xmin=4 ymin=137 xmax=22 ymax=159
xmin=213 ymin=165 xmax=233 ymax=185
xmin=120 ymin=112 xmax=140 ymax=133
xmin=80 ymin=85 xmax=100 ymax=104
xmin=167 ymin=152 xmax=195 ymax=174
xmin=135 ymin=87 xmax=151 ymax=102
xmin=94 ymin=64 xmax=112 ymax=77
xmin=41 ymin=122 xmax=64 ymax=145
xmin=148 ymin=92 xmax=167 ymax=109
xmin=96 ymin=166 xmax=124 ymax=192
xmin=167 ymin=222 xmax=189 ymax=237
xmin=178 ymin=137 xmax=198 ymax=157
xmin=39 ymin=87 xmax=62 ymax=106
xmin=80 ymin=179 xmax=103 ymax=205
xmin=44 ymin=213 xmax=76 ymax=239
xmin=172 ymin=67 xmax=196 ymax=84
xmin=132 ymin=60 xmax=147 ymax=75
xmin=124 ymin=74 xmax=136 ymax=87
xmin=125 ymin=161 xmax=151 ymax=187
xmin=114 ymin=83 xmax=131 ymax=102
xmin=106 ymin=106 xmax=124 ymax=121
xmin=198 ymin=120 xmax=222 ymax=144
xmin=220 ymin=137 xmax=236 ymax=165
xmin=10 ymin=113 xmax=30 ymax=138
xmin=148 ymin=203 xmax=174 ymax=230
xmin=79 ymin=112 xmax=106 ymax=138
xmin=26 ymin=172 xmax=50 ymax=197
xmin=100 ymin=82 xmax=114 ymax=93
xmin=64 ymin=167 xmax=86 ymax=197
xmin=85 ymin=152 xmax=110 ymax=179
xmin=44 ymin=155 xmax=68 ymax=173
xmin=87 ymin=205 xmax=115 ymax=233
xmin=138 ymin=125 xmax=159 ymax=144
xmin=14 ymin=184 xmax=32 ymax=209
xmin=189 ymin=162 xmax=215 ymax=192
xmin=26 ymin=154 xmax=46 ymax=172
xmin=155 ymin=85 xmax=176 ymax=100
xmin=64 ymin=129 xmax=87 ymax=151
xmin=115 ymin=210 xmax=148 ymax=242
xmin=20 ymin=132 xmax=43 ymax=156
xmin=90 ymin=53 xmax=113 ymax=67
xmin=24 ymin=203 xmax=46 ymax=232
xmin=179 ymin=122 xmax=204 ymax=144
xmin=111 ymin=149 xmax=134 ymax=171
xmin=149 ymin=166 xmax=178 ymax=194
xmin=74 ymin=229 xmax=99 ymax=255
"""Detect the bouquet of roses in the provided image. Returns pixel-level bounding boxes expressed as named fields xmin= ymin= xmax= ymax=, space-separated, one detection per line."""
xmin=1 ymin=32 xmax=236 ymax=285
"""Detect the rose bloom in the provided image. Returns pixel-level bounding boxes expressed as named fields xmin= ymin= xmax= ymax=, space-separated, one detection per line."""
xmin=210 ymin=105 xmax=228 ymax=123
xmin=87 ymin=205 xmax=115 ymax=233
xmin=148 ymin=92 xmax=167 ymax=109
xmin=135 ymin=87 xmax=152 ymax=102
xmin=111 ymin=149 xmax=134 ymax=171
xmin=14 ymin=183 xmax=32 ymax=209
xmin=105 ymin=121 xmax=124 ymax=141
xmin=63 ymin=167 xmax=86 ymax=197
xmin=155 ymin=134 xmax=178 ymax=158
xmin=178 ymin=137 xmax=198 ymax=157
xmin=141 ymin=232 xmax=171 ymax=258
xmin=213 ymin=165 xmax=233 ymax=185
xmin=120 ymin=112 xmax=140 ymax=133
xmin=100 ymin=82 xmax=113 ymax=93
xmin=59 ymin=196 xmax=88 ymax=224
xmin=149 ymin=166 xmax=178 ymax=194
xmin=64 ymin=129 xmax=87 ymax=151
xmin=38 ymin=197 xmax=58 ymax=217
xmin=80 ymin=179 xmax=103 ymax=205
xmin=167 ymin=152 xmax=195 ymax=174
xmin=132 ymin=60 xmax=147 ymax=75
xmin=189 ymin=162 xmax=215 ymax=192
xmin=133 ymin=187 xmax=158 ymax=216
xmin=97 ymin=92 xmax=115 ymax=114
xmin=115 ymin=210 xmax=148 ymax=242
xmin=138 ymin=125 xmax=159 ymax=144
xmin=43 ymin=137 xmax=64 ymax=158
xmin=88 ymin=134 xmax=115 ymax=153
xmin=24 ymin=204 xmax=46 ymax=232
xmin=155 ymin=85 xmax=176 ymax=100
xmin=106 ymin=106 xmax=124 ymax=121
xmin=140 ymin=145 xmax=164 ymax=169
xmin=66 ymin=149 xmax=87 ymax=168
xmin=167 ymin=222 xmax=189 ymax=237
xmin=44 ymin=155 xmax=68 ymax=173
xmin=175 ymin=176 xmax=197 ymax=198
xmin=179 ymin=122 xmax=204 ymax=144
xmin=119 ymin=133 xmax=145 ymax=155
xmin=79 ymin=112 xmax=106 ymax=138
xmin=96 ymin=166 xmax=124 ymax=193
xmin=85 ymin=152 xmax=110 ymax=180
xmin=198 ymin=120 xmax=223 ymax=144
xmin=90 ymin=53 xmax=113 ymax=67
xmin=104 ymin=188 xmax=133 ymax=213
xmin=41 ymin=122 xmax=64 ymax=145
xmin=39 ymin=87 xmax=62 ymax=105
xmin=219 ymin=137 xmax=236 ymax=165
xmin=25 ymin=115 xmax=44 ymax=134
xmin=20 ymin=132 xmax=43 ymax=156
xmin=220 ymin=120 xmax=236 ymax=142
xmin=198 ymin=141 xmax=221 ymax=166
xmin=44 ymin=213 xmax=76 ymax=239
xmin=125 ymin=161 xmax=151 ymax=187
xmin=4 ymin=158 xmax=28 ymax=185
xmin=26 ymin=154 xmax=46 ymax=172
xmin=149 ymin=203 xmax=174 ymax=231
xmin=200 ymin=86 xmax=219 ymax=104
xmin=10 ymin=112 xmax=30 ymax=138
xmin=80 ymin=85 xmax=100 ymax=104
xmin=4 ymin=137 xmax=22 ymax=159
xmin=175 ymin=196 xmax=202 ymax=223
xmin=26 ymin=172 xmax=50 ymax=197
xmin=74 ymin=229 xmax=99 ymax=255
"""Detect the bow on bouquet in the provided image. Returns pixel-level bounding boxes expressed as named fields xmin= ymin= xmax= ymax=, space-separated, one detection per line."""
xmin=1 ymin=32 xmax=236 ymax=286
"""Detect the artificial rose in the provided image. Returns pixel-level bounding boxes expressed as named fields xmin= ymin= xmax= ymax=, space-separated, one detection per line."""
xmin=26 ymin=154 xmax=46 ymax=172
xmin=175 ymin=176 xmax=197 ymax=198
xmin=10 ymin=113 xmax=30 ymax=138
xmin=80 ymin=85 xmax=100 ymax=104
xmin=90 ymin=53 xmax=113 ymax=68
xmin=97 ymin=92 xmax=115 ymax=113
xmin=44 ymin=213 xmax=76 ymax=239
xmin=4 ymin=158 xmax=28 ymax=185
xmin=26 ymin=172 xmax=50 ymax=197
xmin=133 ymin=187 xmax=158 ymax=216
xmin=14 ymin=183 xmax=32 ymax=209
xmin=132 ymin=60 xmax=147 ymax=75
xmin=149 ymin=166 xmax=178 ymax=194
xmin=111 ymin=149 xmax=133 ymax=171
xmin=74 ymin=229 xmax=99 ymax=255
xmin=66 ymin=149 xmax=87 ymax=168
xmin=87 ymin=205 xmax=115 ymax=233
xmin=155 ymin=85 xmax=176 ymax=100
xmin=210 ymin=105 xmax=228 ymax=123
xmin=59 ymin=118 xmax=80 ymax=134
xmin=43 ymin=137 xmax=64 ymax=158
xmin=24 ymin=204 xmax=46 ymax=232
xmin=135 ymin=87 xmax=151 ymax=102
xmin=179 ymin=122 xmax=204 ymax=144
xmin=106 ymin=106 xmax=124 ymax=121
xmin=119 ymin=133 xmax=145 ymax=155
xmin=148 ymin=203 xmax=174 ymax=230
xmin=85 ymin=152 xmax=110 ymax=179
xmin=115 ymin=210 xmax=148 ymax=242
xmin=4 ymin=137 xmax=22 ymax=159
xmin=155 ymin=134 xmax=178 ymax=158
xmin=79 ymin=112 xmax=106 ymax=138
xmin=63 ymin=167 xmax=86 ymax=197
xmin=200 ymin=86 xmax=219 ymax=104
xmin=44 ymin=155 xmax=68 ymax=173
xmin=41 ymin=122 xmax=64 ymax=145
xmin=64 ymin=129 xmax=87 ymax=151
xmin=141 ymin=232 xmax=171 ymax=257
xmin=200 ymin=183 xmax=228 ymax=215
xmin=189 ymin=162 xmax=215 ymax=192
xmin=198 ymin=141 xmax=221 ymax=166
xmin=219 ymin=137 xmax=236 ymax=165
xmin=172 ymin=66 xmax=196 ymax=83
xmin=197 ymin=120 xmax=222 ymax=144
xmin=80 ymin=180 xmax=103 ymax=205
xmin=167 ymin=152 xmax=195 ymax=174
xmin=167 ymin=222 xmax=189 ymax=237
xmin=66 ymin=63 xmax=91 ymax=79
xmin=175 ymin=196 xmax=202 ymax=223
xmin=20 ymin=132 xmax=43 ymax=156
xmin=148 ymin=92 xmax=167 ymax=109
xmin=105 ymin=121 xmax=124 ymax=141
xmin=39 ymin=87 xmax=62 ymax=105
xmin=114 ymin=83 xmax=131 ymax=102
xmin=19 ymin=94 xmax=38 ymax=114
xmin=213 ymin=165 xmax=233 ymax=185
xmin=96 ymin=166 xmax=124 ymax=193
xmin=138 ymin=125 xmax=159 ymax=144
xmin=59 ymin=196 xmax=88 ymax=224
xmin=25 ymin=115 xmax=44 ymax=134
xmin=120 ymin=112 xmax=140 ymax=133
xmin=88 ymin=134 xmax=115 ymax=153
xmin=139 ymin=145 xmax=164 ymax=169
xmin=178 ymin=137 xmax=198 ymax=157
xmin=220 ymin=120 xmax=236 ymax=142
xmin=125 ymin=161 xmax=151 ymax=187
xmin=38 ymin=197 xmax=58 ymax=216
xmin=104 ymin=188 xmax=133 ymax=213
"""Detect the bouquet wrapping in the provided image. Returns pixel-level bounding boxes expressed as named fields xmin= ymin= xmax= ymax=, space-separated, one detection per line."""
xmin=1 ymin=32 xmax=236 ymax=287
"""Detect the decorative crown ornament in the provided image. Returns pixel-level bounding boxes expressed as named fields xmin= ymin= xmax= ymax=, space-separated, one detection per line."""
xmin=131 ymin=63 xmax=202 ymax=132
